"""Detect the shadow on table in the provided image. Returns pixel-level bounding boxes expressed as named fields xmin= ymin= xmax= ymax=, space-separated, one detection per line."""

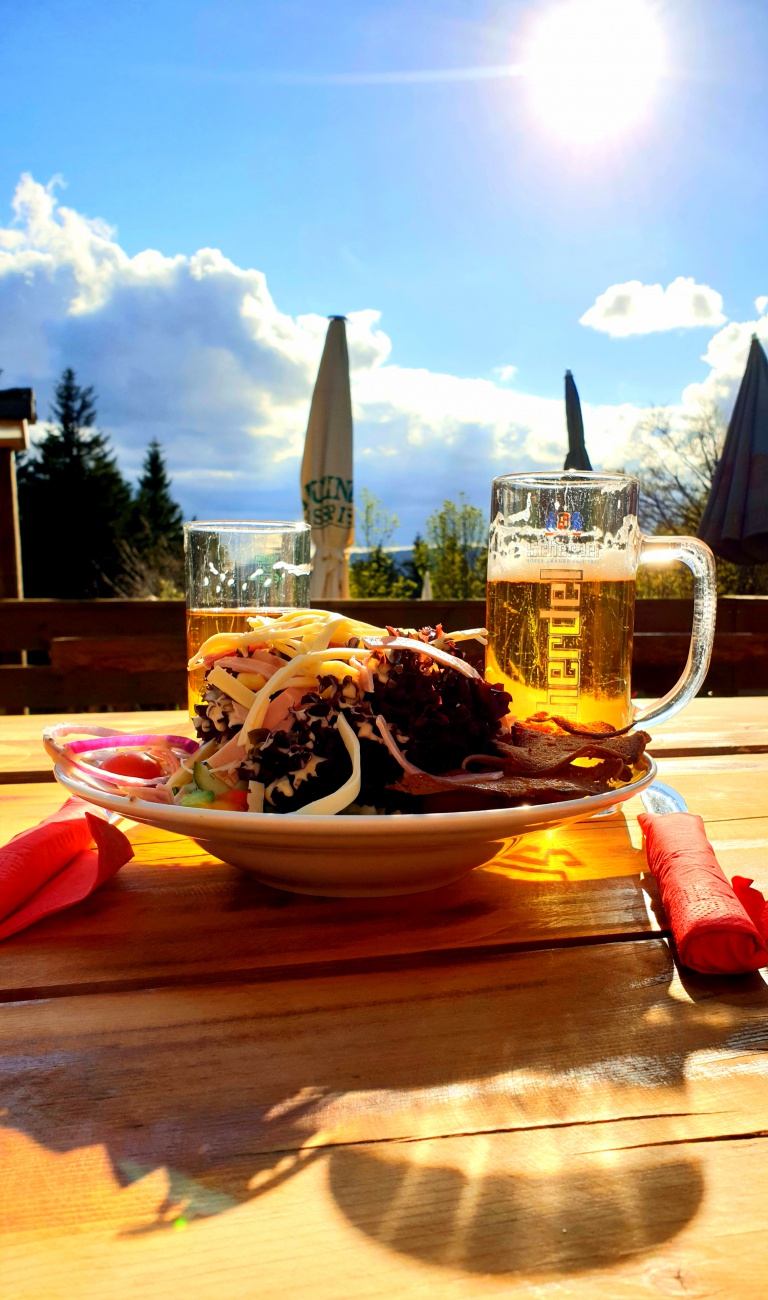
xmin=328 ymin=1148 xmax=703 ymax=1276
xmin=4 ymin=811 xmax=768 ymax=1277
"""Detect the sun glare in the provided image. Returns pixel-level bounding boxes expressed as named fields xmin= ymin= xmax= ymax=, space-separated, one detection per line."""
xmin=524 ymin=0 xmax=666 ymax=143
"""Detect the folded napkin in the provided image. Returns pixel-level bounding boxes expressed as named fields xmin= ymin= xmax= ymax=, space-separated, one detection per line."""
xmin=0 ymin=798 xmax=133 ymax=940
xmin=639 ymin=811 xmax=768 ymax=974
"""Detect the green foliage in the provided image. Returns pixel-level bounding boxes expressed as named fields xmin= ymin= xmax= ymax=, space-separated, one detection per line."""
xmin=425 ymin=494 xmax=487 ymax=599
xmin=397 ymin=533 xmax=429 ymax=595
xmin=348 ymin=546 xmax=418 ymax=598
xmin=349 ymin=492 xmax=489 ymax=601
xmin=356 ymin=487 xmax=397 ymax=551
xmin=349 ymin=489 xmax=420 ymax=599
xmin=636 ymin=402 xmax=768 ymax=596
xmin=17 ymin=368 xmax=132 ymax=597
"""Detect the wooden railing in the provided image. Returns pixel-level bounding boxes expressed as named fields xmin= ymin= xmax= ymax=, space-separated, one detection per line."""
xmin=1 ymin=597 xmax=767 ymax=713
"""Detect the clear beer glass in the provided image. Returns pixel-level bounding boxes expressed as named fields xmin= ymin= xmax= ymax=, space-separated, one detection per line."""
xmin=486 ymin=472 xmax=717 ymax=731
xmin=184 ymin=521 xmax=311 ymax=716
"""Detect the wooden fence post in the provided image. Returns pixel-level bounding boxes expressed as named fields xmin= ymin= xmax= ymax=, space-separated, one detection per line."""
xmin=0 ymin=389 xmax=36 ymax=600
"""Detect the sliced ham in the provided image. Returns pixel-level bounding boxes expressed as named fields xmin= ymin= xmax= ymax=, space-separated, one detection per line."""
xmin=263 ymin=686 xmax=307 ymax=733
xmin=207 ymin=732 xmax=247 ymax=770
xmin=204 ymin=653 xmax=283 ymax=677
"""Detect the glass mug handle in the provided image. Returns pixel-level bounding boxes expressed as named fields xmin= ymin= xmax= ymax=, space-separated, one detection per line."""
xmin=631 ymin=535 xmax=718 ymax=730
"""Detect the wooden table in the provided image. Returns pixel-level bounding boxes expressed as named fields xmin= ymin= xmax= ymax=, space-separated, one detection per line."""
xmin=2 ymin=705 xmax=768 ymax=1297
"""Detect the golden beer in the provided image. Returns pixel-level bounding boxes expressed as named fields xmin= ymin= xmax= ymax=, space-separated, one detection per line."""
xmin=486 ymin=575 xmax=635 ymax=730
xmin=186 ymin=607 xmax=264 ymax=716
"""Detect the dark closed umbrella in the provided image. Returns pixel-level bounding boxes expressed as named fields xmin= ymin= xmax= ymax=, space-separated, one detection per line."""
xmin=564 ymin=370 xmax=592 ymax=471
xmin=698 ymin=336 xmax=768 ymax=564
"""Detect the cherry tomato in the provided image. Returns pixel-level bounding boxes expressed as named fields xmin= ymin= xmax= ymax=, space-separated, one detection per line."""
xmin=100 ymin=752 xmax=164 ymax=779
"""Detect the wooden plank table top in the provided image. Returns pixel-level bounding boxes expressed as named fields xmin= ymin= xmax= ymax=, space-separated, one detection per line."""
xmin=1 ymin=704 xmax=768 ymax=1296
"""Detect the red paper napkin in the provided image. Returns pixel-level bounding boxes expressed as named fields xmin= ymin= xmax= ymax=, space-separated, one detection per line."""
xmin=0 ymin=798 xmax=133 ymax=940
xmin=639 ymin=811 xmax=768 ymax=974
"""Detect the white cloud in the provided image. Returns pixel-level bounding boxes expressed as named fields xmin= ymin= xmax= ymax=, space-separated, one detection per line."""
xmin=0 ymin=174 xmax=756 ymax=539
xmin=580 ymin=276 xmax=726 ymax=337
xmin=682 ymin=308 xmax=768 ymax=410
xmin=756 ymin=296 xmax=768 ymax=315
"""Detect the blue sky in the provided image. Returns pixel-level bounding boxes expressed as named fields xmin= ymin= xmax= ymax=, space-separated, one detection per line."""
xmin=2 ymin=0 xmax=768 ymax=537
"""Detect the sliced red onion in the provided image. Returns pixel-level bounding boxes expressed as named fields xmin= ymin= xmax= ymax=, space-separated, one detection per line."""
xmin=375 ymin=715 xmax=421 ymax=774
xmin=461 ymin=753 xmax=508 ymax=770
xmin=350 ymin=654 xmax=374 ymax=694
xmin=65 ymin=733 xmax=198 ymax=755
xmin=362 ymin=637 xmax=481 ymax=680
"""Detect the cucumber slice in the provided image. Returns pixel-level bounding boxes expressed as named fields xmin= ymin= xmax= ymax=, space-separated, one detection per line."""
xmin=193 ymin=760 xmax=231 ymax=796
xmin=180 ymin=787 xmax=215 ymax=807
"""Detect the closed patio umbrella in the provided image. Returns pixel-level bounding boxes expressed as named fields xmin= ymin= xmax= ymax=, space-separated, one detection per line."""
xmin=301 ymin=316 xmax=354 ymax=600
xmin=564 ymin=370 xmax=592 ymax=471
xmin=698 ymin=335 xmax=768 ymax=564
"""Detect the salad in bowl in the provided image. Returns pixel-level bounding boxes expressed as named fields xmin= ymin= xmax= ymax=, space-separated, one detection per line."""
xmin=44 ymin=607 xmax=650 ymax=819
xmin=42 ymin=608 xmax=654 ymax=894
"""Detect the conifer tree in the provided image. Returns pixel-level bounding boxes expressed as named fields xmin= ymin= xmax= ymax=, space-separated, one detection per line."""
xmin=132 ymin=439 xmax=183 ymax=554
xmin=114 ymin=439 xmax=185 ymax=597
xmin=17 ymin=368 xmax=132 ymax=597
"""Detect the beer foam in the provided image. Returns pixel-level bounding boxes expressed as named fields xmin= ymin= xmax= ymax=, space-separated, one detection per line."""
xmin=487 ymin=511 xmax=640 ymax=582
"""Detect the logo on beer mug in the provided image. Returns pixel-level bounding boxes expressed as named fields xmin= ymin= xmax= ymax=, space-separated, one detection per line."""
xmin=544 ymin=509 xmax=584 ymax=535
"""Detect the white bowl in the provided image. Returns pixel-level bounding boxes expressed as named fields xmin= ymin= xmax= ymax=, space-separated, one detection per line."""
xmin=53 ymin=756 xmax=656 ymax=897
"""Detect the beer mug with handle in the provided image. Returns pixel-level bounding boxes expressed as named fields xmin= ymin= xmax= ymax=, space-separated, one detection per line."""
xmin=486 ymin=472 xmax=717 ymax=731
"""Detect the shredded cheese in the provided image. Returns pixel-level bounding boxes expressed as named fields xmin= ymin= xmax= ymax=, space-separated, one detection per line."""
xmin=208 ymin=664 xmax=258 ymax=710
xmin=288 ymin=710 xmax=361 ymax=815
xmin=247 ymin=781 xmax=265 ymax=813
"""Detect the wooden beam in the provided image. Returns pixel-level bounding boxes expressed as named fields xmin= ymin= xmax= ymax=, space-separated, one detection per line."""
xmin=0 ymin=450 xmax=23 ymax=600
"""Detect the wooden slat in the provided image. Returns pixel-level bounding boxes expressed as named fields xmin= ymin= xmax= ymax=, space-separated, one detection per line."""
xmin=1 ymin=940 xmax=768 ymax=1293
xmin=4 ymin=594 xmax=768 ymax=646
xmin=647 ymin=695 xmax=768 ymax=755
xmin=635 ymin=630 xmax=768 ymax=664
xmin=49 ymin=636 xmax=182 ymax=673
xmin=0 ymin=665 xmax=187 ymax=711
xmin=1 ymin=755 xmax=767 ymax=999
xmin=0 ymin=598 xmax=186 ymax=652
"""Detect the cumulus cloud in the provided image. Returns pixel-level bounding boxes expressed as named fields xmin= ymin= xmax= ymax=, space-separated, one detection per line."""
xmin=682 ymin=308 xmax=768 ymax=411
xmin=0 ymin=174 xmax=752 ymax=539
xmin=580 ymin=276 xmax=726 ymax=337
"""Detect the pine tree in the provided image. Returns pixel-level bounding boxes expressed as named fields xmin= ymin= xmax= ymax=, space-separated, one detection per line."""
xmin=132 ymin=440 xmax=183 ymax=554
xmin=114 ymin=439 xmax=185 ymax=598
xmin=17 ymin=368 xmax=132 ymax=597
